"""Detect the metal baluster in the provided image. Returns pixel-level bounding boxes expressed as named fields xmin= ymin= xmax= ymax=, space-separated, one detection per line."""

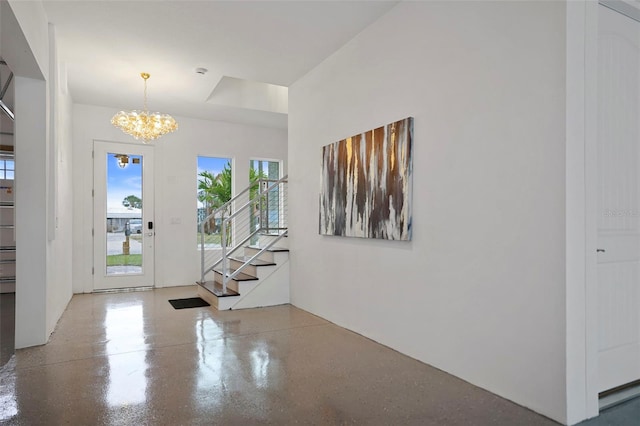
xmin=221 ymin=215 xmax=227 ymax=293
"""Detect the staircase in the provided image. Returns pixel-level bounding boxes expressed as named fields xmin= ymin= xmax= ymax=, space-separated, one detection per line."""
xmin=197 ymin=176 xmax=289 ymax=310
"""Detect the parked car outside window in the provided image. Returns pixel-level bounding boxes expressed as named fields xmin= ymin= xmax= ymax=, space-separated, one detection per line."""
xmin=129 ymin=219 xmax=142 ymax=234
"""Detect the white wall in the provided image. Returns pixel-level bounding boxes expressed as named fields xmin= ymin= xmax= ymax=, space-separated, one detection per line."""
xmin=46 ymin=40 xmax=74 ymax=336
xmin=289 ymin=1 xmax=567 ymax=423
xmin=4 ymin=0 xmax=48 ymax=79
xmin=4 ymin=1 xmax=74 ymax=347
xmin=72 ymin=104 xmax=287 ymax=293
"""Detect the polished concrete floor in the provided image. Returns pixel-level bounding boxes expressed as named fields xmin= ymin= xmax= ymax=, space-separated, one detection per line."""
xmin=0 ymin=286 xmax=635 ymax=425
xmin=0 ymin=292 xmax=15 ymax=367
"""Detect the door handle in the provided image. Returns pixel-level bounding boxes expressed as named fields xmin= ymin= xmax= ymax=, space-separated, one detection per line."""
xmin=146 ymin=232 xmax=153 ymax=237
xmin=597 ymin=249 xmax=606 ymax=253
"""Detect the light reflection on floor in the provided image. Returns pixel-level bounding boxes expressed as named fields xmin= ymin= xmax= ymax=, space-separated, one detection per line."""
xmin=0 ymin=286 xmax=579 ymax=425
xmin=194 ymin=316 xmax=223 ymax=413
xmin=105 ymin=303 xmax=148 ymax=408
xmin=0 ymin=357 xmax=17 ymax=422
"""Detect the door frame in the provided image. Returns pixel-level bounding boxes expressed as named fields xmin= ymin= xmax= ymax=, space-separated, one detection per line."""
xmin=592 ymin=1 xmax=640 ymax=395
xmin=569 ymin=1 xmax=640 ymax=422
xmin=92 ymin=140 xmax=155 ymax=291
xmin=566 ymin=0 xmax=600 ymax=423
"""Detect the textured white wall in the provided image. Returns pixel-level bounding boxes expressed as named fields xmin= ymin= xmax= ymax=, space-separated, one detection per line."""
xmin=289 ymin=1 xmax=567 ymax=422
xmin=46 ymin=55 xmax=74 ymax=337
xmin=5 ymin=1 xmax=74 ymax=347
xmin=71 ymin=104 xmax=287 ymax=293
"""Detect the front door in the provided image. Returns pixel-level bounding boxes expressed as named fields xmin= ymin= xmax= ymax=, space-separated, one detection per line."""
xmin=597 ymin=4 xmax=640 ymax=392
xmin=93 ymin=141 xmax=154 ymax=290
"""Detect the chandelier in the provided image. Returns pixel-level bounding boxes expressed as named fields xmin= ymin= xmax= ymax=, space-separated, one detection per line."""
xmin=114 ymin=154 xmax=129 ymax=169
xmin=111 ymin=72 xmax=178 ymax=143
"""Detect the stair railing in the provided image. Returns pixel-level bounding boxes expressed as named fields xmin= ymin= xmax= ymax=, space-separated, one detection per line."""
xmin=199 ymin=182 xmax=253 ymax=284
xmin=199 ymin=175 xmax=288 ymax=293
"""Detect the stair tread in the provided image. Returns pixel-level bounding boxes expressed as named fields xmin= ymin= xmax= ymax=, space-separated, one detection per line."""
xmin=229 ymin=256 xmax=276 ymax=267
xmin=213 ymin=268 xmax=259 ymax=281
xmin=197 ymin=281 xmax=240 ymax=297
xmin=246 ymin=245 xmax=289 ymax=252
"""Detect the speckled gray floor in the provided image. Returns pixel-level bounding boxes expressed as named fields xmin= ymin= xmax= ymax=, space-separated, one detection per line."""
xmin=577 ymin=398 xmax=640 ymax=426
xmin=0 ymin=286 xmax=635 ymax=425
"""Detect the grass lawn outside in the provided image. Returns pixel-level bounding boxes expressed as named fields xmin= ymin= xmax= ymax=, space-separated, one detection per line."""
xmin=130 ymin=234 xmax=221 ymax=244
xmin=197 ymin=233 xmax=222 ymax=244
xmin=107 ymin=254 xmax=142 ymax=266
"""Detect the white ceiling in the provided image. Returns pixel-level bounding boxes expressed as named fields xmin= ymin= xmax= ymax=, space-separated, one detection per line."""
xmin=41 ymin=1 xmax=398 ymax=129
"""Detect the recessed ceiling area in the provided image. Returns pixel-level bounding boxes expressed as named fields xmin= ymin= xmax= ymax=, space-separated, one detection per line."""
xmin=207 ymin=77 xmax=287 ymax=115
xmin=41 ymin=1 xmax=399 ymax=129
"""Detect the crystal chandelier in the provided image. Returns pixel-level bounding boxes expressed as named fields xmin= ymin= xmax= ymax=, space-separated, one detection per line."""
xmin=111 ymin=73 xmax=178 ymax=143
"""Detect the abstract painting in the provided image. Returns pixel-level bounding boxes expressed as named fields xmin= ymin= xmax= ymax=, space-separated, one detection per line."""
xmin=319 ymin=117 xmax=413 ymax=240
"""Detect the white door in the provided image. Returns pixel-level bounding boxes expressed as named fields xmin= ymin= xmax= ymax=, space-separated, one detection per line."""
xmin=93 ymin=141 xmax=154 ymax=290
xmin=597 ymin=5 xmax=640 ymax=392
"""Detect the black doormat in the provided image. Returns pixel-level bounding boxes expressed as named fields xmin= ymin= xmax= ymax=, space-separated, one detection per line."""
xmin=168 ymin=297 xmax=210 ymax=310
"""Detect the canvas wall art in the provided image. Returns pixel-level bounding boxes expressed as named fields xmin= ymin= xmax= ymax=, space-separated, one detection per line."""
xmin=319 ymin=117 xmax=413 ymax=240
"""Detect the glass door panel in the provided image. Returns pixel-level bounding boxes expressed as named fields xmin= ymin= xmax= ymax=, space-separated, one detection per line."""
xmin=94 ymin=141 xmax=154 ymax=290
xmin=106 ymin=153 xmax=143 ymax=275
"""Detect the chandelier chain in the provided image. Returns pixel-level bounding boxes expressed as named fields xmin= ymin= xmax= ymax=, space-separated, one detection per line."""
xmin=143 ymin=78 xmax=148 ymax=112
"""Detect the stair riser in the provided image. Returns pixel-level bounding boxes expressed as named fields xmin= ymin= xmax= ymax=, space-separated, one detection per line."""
xmin=228 ymin=259 xmax=279 ymax=281
xmin=197 ymin=285 xmax=220 ymax=309
xmin=228 ymin=259 xmax=258 ymax=276
xmin=229 ymin=258 xmax=290 ymax=310
xmin=202 ymin=246 xmax=289 ymax=311
xmin=213 ymin=271 xmax=240 ymax=291
xmin=258 ymin=234 xmax=288 ymax=249
xmin=213 ymin=274 xmax=263 ymax=295
xmin=243 ymin=247 xmax=274 ymax=263
xmin=197 ymin=283 xmax=242 ymax=311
